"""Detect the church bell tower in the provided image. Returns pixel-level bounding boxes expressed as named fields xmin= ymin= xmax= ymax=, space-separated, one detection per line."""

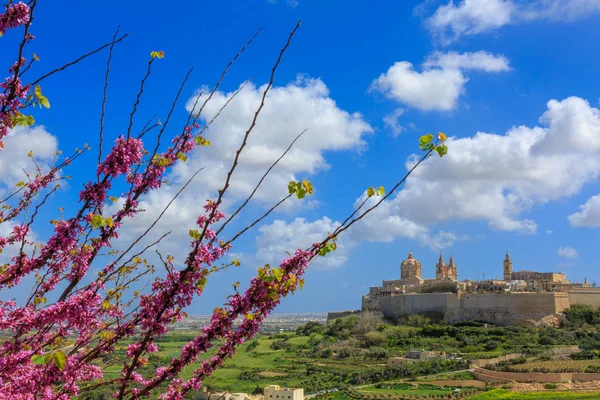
xmin=503 ymin=252 xmax=513 ymax=281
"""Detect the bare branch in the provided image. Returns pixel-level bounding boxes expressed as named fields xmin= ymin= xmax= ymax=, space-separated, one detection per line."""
xmin=196 ymin=21 xmax=302 ymax=246
xmin=99 ymin=26 xmax=121 ymax=165
xmin=223 ymin=194 xmax=292 ymax=248
xmin=216 ymin=128 xmax=308 ymax=238
xmin=126 ymin=59 xmax=155 ymax=139
xmin=29 ymin=33 xmax=129 ymax=87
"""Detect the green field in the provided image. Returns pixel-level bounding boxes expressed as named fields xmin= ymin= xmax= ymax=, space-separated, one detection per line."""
xmin=468 ymin=389 xmax=600 ymax=399
xmin=80 ymin=308 xmax=600 ymax=399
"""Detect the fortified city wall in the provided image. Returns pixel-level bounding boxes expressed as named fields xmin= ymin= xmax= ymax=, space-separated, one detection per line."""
xmin=371 ymin=292 xmax=571 ymax=325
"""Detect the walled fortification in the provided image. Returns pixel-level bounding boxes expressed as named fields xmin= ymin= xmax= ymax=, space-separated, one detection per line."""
xmin=567 ymin=290 xmax=600 ymax=309
xmin=350 ymin=252 xmax=600 ymax=326
xmin=364 ymin=292 xmax=573 ymax=325
xmin=472 ymin=368 xmax=600 ymax=383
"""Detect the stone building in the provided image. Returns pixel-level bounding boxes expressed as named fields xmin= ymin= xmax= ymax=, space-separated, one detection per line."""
xmin=503 ymin=252 xmax=569 ymax=287
xmin=435 ymin=254 xmax=458 ymax=281
xmin=264 ymin=386 xmax=303 ymax=400
xmin=353 ymin=252 xmax=600 ymax=326
xmin=401 ymin=252 xmax=423 ymax=285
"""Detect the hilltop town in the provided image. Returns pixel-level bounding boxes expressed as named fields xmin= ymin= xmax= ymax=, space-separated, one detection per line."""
xmin=329 ymin=252 xmax=600 ymax=326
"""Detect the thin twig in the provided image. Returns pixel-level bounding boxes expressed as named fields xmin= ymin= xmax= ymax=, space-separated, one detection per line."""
xmin=29 ymin=33 xmax=128 ymax=87
xmin=189 ymin=28 xmax=263 ymax=122
xmin=216 ymin=128 xmax=308 ymax=237
xmin=126 ymin=59 xmax=154 ymax=139
xmin=196 ymin=21 xmax=302 ymax=247
xmin=223 ymin=194 xmax=292 ymax=248
xmin=98 ymin=26 xmax=121 ymax=165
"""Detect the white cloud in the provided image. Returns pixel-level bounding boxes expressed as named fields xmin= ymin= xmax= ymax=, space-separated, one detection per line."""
xmin=425 ymin=0 xmax=600 ymax=43
xmin=569 ymin=194 xmax=600 ymax=227
xmin=182 ymin=77 xmax=372 ymax=205
xmin=107 ymin=77 xmax=372 ymax=263
xmin=251 ymin=213 xmax=466 ymax=271
xmin=426 ymin=0 xmax=514 ymax=43
xmin=255 ymin=217 xmax=352 ymax=269
xmin=356 ymin=96 xmax=600 ymax=236
xmin=383 ymin=108 xmax=406 ymax=137
xmin=370 ymin=51 xmax=510 ymax=111
xmin=423 ymin=51 xmax=511 ymax=72
xmin=0 ymin=126 xmax=58 ymax=187
xmin=558 ymin=246 xmax=579 ymax=259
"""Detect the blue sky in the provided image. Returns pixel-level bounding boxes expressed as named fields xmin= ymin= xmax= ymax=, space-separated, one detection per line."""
xmin=2 ymin=0 xmax=600 ymax=313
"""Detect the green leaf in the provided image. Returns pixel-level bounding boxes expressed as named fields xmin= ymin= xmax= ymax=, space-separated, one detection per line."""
xmin=150 ymin=50 xmax=165 ymax=59
xmin=39 ymin=96 xmax=50 ymax=109
xmin=177 ymin=152 xmax=188 ymax=162
xmin=31 ymin=355 xmax=46 ymax=365
xmin=379 ymin=186 xmax=385 ymax=196
xmin=302 ymin=179 xmax=314 ymax=195
xmin=273 ymin=268 xmax=284 ymax=282
xmin=296 ymin=185 xmax=306 ymax=199
xmin=262 ymin=276 xmax=275 ymax=283
xmin=90 ymin=214 xmax=105 ymax=228
xmin=34 ymin=85 xmax=50 ymax=108
xmin=53 ymin=350 xmax=67 ymax=370
xmin=189 ymin=229 xmax=201 ymax=240
xmin=195 ymin=136 xmax=211 ymax=146
xmin=288 ymin=181 xmax=297 ymax=195
xmin=105 ymin=216 xmax=114 ymax=228
xmin=15 ymin=114 xmax=35 ymax=126
xmin=435 ymin=144 xmax=448 ymax=157
xmin=423 ymin=143 xmax=434 ymax=151
xmin=419 ymin=134 xmax=434 ymax=146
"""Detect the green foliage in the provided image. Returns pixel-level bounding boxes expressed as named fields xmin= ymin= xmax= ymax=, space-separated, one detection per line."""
xmin=419 ymin=132 xmax=448 ymax=158
xmin=288 ymin=179 xmax=314 ymax=199
xmin=563 ymin=304 xmax=600 ymax=326
xmin=364 ymin=331 xmax=387 ymax=347
xmin=403 ymin=314 xmax=432 ymax=328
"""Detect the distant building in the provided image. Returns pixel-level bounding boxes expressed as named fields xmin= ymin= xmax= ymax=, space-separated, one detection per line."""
xmin=333 ymin=251 xmax=600 ymax=326
xmin=264 ymin=385 xmax=303 ymax=400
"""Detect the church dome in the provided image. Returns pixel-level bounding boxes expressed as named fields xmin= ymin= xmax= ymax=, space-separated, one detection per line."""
xmin=401 ymin=252 xmax=422 ymax=280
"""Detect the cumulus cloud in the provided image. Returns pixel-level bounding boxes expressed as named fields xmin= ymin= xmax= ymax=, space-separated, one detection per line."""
xmin=251 ymin=213 xmax=467 ymax=271
xmin=0 ymin=126 xmax=58 ymax=187
xmin=558 ymin=246 xmax=579 ymax=259
xmin=107 ymin=76 xmax=372 ymax=262
xmin=356 ymin=96 xmax=600 ymax=236
xmin=255 ymin=217 xmax=352 ymax=269
xmin=569 ymin=194 xmax=600 ymax=227
xmin=383 ymin=108 xmax=406 ymax=137
xmin=425 ymin=0 xmax=600 ymax=44
xmin=370 ymin=51 xmax=510 ymax=111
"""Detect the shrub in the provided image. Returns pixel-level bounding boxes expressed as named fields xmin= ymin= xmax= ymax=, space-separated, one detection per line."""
xmin=544 ymin=383 xmax=559 ymax=389
xmin=365 ymin=331 xmax=387 ymax=346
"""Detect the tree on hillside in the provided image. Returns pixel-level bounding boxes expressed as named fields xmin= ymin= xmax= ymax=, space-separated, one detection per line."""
xmin=0 ymin=2 xmax=449 ymax=399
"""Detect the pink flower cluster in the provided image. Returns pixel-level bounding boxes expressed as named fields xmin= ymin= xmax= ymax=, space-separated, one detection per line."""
xmin=0 ymin=2 xmax=30 ymax=145
xmin=0 ymin=2 xmax=29 ymax=35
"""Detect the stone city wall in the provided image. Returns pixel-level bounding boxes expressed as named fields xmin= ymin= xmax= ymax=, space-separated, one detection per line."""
xmin=567 ymin=290 xmax=600 ymax=310
xmin=370 ymin=292 xmax=571 ymax=325
xmin=472 ymin=368 xmax=600 ymax=383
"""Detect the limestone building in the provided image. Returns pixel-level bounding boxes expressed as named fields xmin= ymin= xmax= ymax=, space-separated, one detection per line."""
xmin=400 ymin=252 xmax=423 ymax=285
xmin=352 ymin=252 xmax=600 ymax=326
xmin=436 ymin=254 xmax=458 ymax=281
xmin=264 ymin=386 xmax=303 ymax=400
